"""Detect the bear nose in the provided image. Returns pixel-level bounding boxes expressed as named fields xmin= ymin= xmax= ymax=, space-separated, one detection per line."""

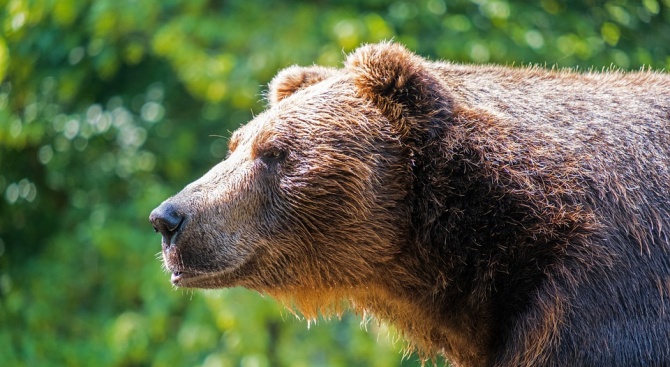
xmin=149 ymin=202 xmax=185 ymax=241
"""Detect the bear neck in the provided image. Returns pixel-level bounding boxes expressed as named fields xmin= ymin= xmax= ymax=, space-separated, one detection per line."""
xmin=348 ymin=281 xmax=495 ymax=366
xmin=357 ymin=107 xmax=597 ymax=365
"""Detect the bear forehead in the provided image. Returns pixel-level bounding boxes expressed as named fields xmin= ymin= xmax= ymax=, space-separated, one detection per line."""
xmin=269 ymin=74 xmax=364 ymax=117
xmin=243 ymin=83 xmax=368 ymax=140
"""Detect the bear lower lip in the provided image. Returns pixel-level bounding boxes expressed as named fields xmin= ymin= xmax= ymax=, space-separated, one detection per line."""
xmin=171 ymin=270 xmax=212 ymax=286
xmin=169 ymin=268 xmax=242 ymax=289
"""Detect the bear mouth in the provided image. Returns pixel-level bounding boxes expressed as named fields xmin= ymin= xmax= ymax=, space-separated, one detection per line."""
xmin=165 ymin=245 xmax=260 ymax=289
xmin=171 ymin=271 xmax=213 ymax=286
xmin=170 ymin=271 xmax=188 ymax=284
xmin=169 ymin=264 xmax=247 ymax=289
xmin=164 ymin=248 xmax=244 ymax=288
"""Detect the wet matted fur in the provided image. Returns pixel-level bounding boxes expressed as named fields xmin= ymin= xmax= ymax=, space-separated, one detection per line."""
xmin=151 ymin=42 xmax=670 ymax=367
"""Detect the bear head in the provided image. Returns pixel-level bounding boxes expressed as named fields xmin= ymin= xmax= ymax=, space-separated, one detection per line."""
xmin=149 ymin=42 xmax=453 ymax=313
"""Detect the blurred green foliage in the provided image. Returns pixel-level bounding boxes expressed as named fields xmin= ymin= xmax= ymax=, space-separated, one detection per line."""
xmin=0 ymin=0 xmax=668 ymax=366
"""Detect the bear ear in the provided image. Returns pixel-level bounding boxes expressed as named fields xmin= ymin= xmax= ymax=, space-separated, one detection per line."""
xmin=268 ymin=65 xmax=337 ymax=106
xmin=345 ymin=42 xmax=452 ymax=140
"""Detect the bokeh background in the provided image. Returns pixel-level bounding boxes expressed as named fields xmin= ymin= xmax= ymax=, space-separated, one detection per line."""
xmin=1 ymin=0 xmax=669 ymax=366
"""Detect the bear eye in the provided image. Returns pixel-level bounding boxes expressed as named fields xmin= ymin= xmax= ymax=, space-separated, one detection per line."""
xmin=260 ymin=147 xmax=287 ymax=164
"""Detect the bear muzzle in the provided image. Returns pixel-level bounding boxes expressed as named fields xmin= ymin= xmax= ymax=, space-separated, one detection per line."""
xmin=150 ymin=200 xmax=244 ymax=288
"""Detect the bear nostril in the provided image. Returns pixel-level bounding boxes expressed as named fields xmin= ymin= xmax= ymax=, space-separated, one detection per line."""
xmin=149 ymin=202 xmax=185 ymax=240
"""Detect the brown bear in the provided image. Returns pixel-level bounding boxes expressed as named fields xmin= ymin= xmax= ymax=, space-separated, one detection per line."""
xmin=150 ymin=42 xmax=670 ymax=367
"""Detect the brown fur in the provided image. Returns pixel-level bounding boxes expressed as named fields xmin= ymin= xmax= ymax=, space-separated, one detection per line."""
xmin=151 ymin=42 xmax=670 ymax=366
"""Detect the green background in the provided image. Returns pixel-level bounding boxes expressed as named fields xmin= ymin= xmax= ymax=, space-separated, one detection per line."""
xmin=1 ymin=0 xmax=669 ymax=366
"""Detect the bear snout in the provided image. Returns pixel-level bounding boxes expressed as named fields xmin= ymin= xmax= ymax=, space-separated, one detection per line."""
xmin=149 ymin=201 xmax=185 ymax=248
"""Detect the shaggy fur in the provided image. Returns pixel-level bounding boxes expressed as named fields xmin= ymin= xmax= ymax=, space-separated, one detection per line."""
xmin=150 ymin=42 xmax=670 ymax=367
